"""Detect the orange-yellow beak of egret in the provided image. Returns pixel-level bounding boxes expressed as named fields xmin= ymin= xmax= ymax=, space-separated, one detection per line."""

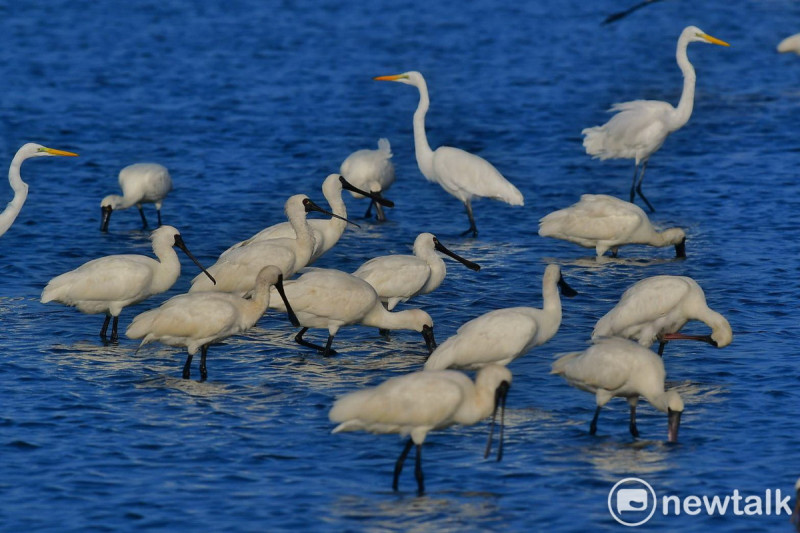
xmin=43 ymin=147 xmax=79 ymax=157
xmin=700 ymin=33 xmax=730 ymax=47
xmin=373 ymin=74 xmax=406 ymax=81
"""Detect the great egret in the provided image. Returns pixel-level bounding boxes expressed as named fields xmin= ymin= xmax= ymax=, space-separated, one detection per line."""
xmin=127 ymin=266 xmax=298 ymax=381
xmin=267 ymin=267 xmax=436 ymax=357
xmin=353 ymin=232 xmax=480 ymax=311
xmin=339 ymin=138 xmax=396 ymax=221
xmin=582 ymin=26 xmax=729 ymax=212
xmin=1 ymin=143 xmax=78 ymax=238
xmin=330 ymin=364 xmax=512 ymax=495
xmin=592 ymin=275 xmax=732 ymax=356
xmin=41 ymin=225 xmax=215 ymax=342
xmin=778 ymin=34 xmax=800 ymax=55
xmin=100 ymin=163 xmax=172 ymax=232
xmin=424 ymin=264 xmax=576 ymax=370
xmin=374 ymin=71 xmax=524 ymax=236
xmin=551 ymin=337 xmax=683 ymax=442
xmin=538 ymin=194 xmax=686 ymax=257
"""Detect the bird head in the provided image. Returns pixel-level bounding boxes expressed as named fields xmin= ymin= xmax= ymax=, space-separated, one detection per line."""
xmin=685 ymin=26 xmax=730 ymax=47
xmin=373 ymin=71 xmax=425 ymax=88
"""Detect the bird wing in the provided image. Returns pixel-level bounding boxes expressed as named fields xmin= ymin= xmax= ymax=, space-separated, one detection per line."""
xmin=432 ymin=146 xmax=524 ymax=205
xmin=552 ymin=343 xmax=633 ymax=393
xmin=128 ymin=293 xmax=241 ymax=342
xmin=352 ymin=255 xmax=429 ymax=300
xmin=583 ymin=100 xmax=674 ymax=160
xmin=42 ymin=255 xmax=157 ymax=304
xmin=539 ymin=194 xmax=643 ymax=242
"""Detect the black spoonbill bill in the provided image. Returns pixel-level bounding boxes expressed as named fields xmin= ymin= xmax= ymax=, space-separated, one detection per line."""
xmin=100 ymin=162 xmax=172 ymax=232
xmin=551 ymin=337 xmax=683 ymax=442
xmin=339 ymin=138 xmax=396 ymax=221
xmin=373 ymin=71 xmax=523 ymax=237
xmin=0 ymin=143 xmax=78 ymax=238
xmin=127 ymin=265 xmax=299 ymax=381
xmin=330 ymin=364 xmax=512 ymax=495
xmin=582 ymin=26 xmax=729 ymax=212
xmin=41 ymin=225 xmax=215 ymax=342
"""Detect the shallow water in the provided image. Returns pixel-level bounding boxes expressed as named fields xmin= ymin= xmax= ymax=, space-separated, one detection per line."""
xmin=1 ymin=0 xmax=799 ymax=531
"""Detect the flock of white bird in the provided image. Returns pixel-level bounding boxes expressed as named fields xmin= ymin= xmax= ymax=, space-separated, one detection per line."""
xmin=10 ymin=23 xmax=800 ymax=497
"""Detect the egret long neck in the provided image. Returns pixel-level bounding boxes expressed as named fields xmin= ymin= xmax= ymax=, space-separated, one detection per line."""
xmin=673 ymin=34 xmax=697 ymax=131
xmin=412 ymin=80 xmax=436 ymax=179
xmin=0 ymin=153 xmax=30 ymax=235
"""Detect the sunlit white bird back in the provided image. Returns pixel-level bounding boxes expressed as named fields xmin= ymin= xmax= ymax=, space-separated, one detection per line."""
xmin=340 ymin=138 xmax=396 ymax=221
xmin=100 ymin=162 xmax=172 ymax=231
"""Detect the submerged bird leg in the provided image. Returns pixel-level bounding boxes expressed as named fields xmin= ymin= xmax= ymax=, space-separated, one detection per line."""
xmin=156 ymin=209 xmax=163 ymax=227
xmin=393 ymin=438 xmax=414 ymax=491
xmin=590 ymin=406 xmax=602 ymax=435
xmin=374 ymin=200 xmax=386 ymax=222
xmin=460 ymin=200 xmax=478 ymax=237
xmin=322 ymin=334 xmax=338 ymax=357
xmin=199 ymin=345 xmax=209 ymax=381
xmin=363 ymin=199 xmax=374 ymax=219
xmin=629 ymin=163 xmax=640 ymax=204
xmin=182 ymin=352 xmax=194 ymax=379
xmin=657 ymin=341 xmax=667 ymax=357
xmin=294 ymin=328 xmax=337 ymax=356
xmin=378 ymin=328 xmax=391 ymax=339
xmin=100 ymin=314 xmax=112 ymax=340
xmin=629 ymin=403 xmax=640 ymax=438
xmin=414 ymin=444 xmax=425 ymax=496
xmin=110 ymin=316 xmax=120 ymax=343
xmin=137 ymin=205 xmax=149 ymax=228
xmin=635 ymin=160 xmax=655 ymax=212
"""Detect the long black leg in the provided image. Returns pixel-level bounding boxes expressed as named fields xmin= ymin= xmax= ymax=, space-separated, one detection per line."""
xmin=657 ymin=341 xmax=667 ymax=357
xmin=635 ymin=160 xmax=655 ymax=212
xmin=322 ymin=334 xmax=337 ymax=357
xmin=629 ymin=403 xmax=639 ymax=438
xmin=363 ymin=200 xmax=374 ymax=219
xmin=110 ymin=316 xmax=119 ymax=343
xmin=199 ymin=345 xmax=208 ymax=381
xmin=590 ymin=406 xmax=602 ymax=435
xmin=295 ymin=328 xmax=338 ymax=355
xmin=393 ymin=438 xmax=414 ymax=491
xmin=629 ymin=163 xmax=640 ymax=203
xmin=138 ymin=206 xmax=149 ymax=228
xmin=182 ymin=352 xmax=194 ymax=379
xmin=460 ymin=200 xmax=478 ymax=237
xmin=156 ymin=208 xmax=163 ymax=227
xmin=100 ymin=314 xmax=112 ymax=340
xmin=414 ymin=444 xmax=424 ymax=495
xmin=374 ymin=201 xmax=386 ymax=222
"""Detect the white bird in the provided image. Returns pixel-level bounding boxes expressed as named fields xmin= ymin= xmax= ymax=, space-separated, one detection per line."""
xmin=1 ymin=143 xmax=78 ymax=238
xmin=353 ymin=232 xmax=480 ymax=312
xmin=330 ymin=364 xmax=512 ymax=494
xmin=190 ymin=195 xmax=353 ymax=295
xmin=218 ymin=175 xmax=383 ymax=263
xmin=127 ymin=265 xmax=298 ymax=381
xmin=424 ymin=264 xmax=577 ymax=370
xmin=538 ymin=194 xmax=686 ymax=258
xmin=268 ymin=268 xmax=436 ymax=356
xmin=551 ymin=337 xmax=683 ymax=442
xmin=41 ymin=225 xmax=215 ymax=342
xmin=340 ymin=138 xmax=396 ymax=221
xmin=592 ymin=275 xmax=732 ymax=356
xmin=374 ymin=71 xmax=524 ymax=236
xmin=778 ymin=34 xmax=800 ymax=55
xmin=100 ymin=163 xmax=173 ymax=232
xmin=582 ymin=26 xmax=730 ymax=212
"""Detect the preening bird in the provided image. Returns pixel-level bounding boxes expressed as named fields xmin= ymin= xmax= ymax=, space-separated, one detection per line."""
xmin=582 ymin=26 xmax=729 ymax=212
xmin=1 ymin=143 xmax=78 ymax=238
xmin=330 ymin=364 xmax=512 ymax=495
xmin=41 ymin=225 xmax=215 ymax=342
xmin=127 ymin=265 xmax=298 ymax=381
xmin=100 ymin=163 xmax=172 ymax=232
xmin=353 ymin=232 xmax=480 ymax=311
xmin=340 ymin=139 xmax=396 ymax=221
xmin=778 ymin=34 xmax=800 ymax=55
xmin=267 ymin=268 xmax=436 ymax=356
xmin=538 ymin=194 xmax=686 ymax=258
xmin=374 ymin=71 xmax=524 ymax=236
xmin=219 ymin=175 xmax=387 ymax=263
xmin=424 ymin=264 xmax=576 ymax=370
xmin=592 ymin=275 xmax=732 ymax=356
xmin=551 ymin=337 xmax=683 ymax=442
xmin=190 ymin=195 xmax=355 ymax=296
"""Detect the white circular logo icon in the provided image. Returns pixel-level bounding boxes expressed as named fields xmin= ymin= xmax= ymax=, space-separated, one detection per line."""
xmin=608 ymin=477 xmax=657 ymax=526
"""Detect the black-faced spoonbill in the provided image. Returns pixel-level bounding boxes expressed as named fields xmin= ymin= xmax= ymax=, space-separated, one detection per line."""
xmin=127 ymin=266 xmax=299 ymax=380
xmin=592 ymin=275 xmax=732 ymax=356
xmin=339 ymin=139 xmax=396 ymax=221
xmin=268 ymin=268 xmax=436 ymax=356
xmin=425 ymin=264 xmax=577 ymax=370
xmin=41 ymin=225 xmax=215 ymax=342
xmin=538 ymin=194 xmax=686 ymax=258
xmin=190 ymin=195 xmax=357 ymax=296
xmin=100 ymin=163 xmax=172 ymax=232
xmin=219 ymin=175 xmax=390 ymax=263
xmin=551 ymin=337 xmax=683 ymax=442
xmin=353 ymin=232 xmax=480 ymax=311
xmin=582 ymin=26 xmax=729 ymax=212
xmin=0 ymin=143 xmax=78 ymax=238
xmin=330 ymin=364 xmax=512 ymax=495
xmin=373 ymin=71 xmax=523 ymax=237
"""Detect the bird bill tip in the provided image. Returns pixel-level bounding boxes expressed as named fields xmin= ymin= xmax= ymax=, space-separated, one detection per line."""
xmin=701 ymin=33 xmax=730 ymax=47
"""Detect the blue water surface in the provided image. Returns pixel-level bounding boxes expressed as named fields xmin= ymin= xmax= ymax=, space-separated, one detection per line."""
xmin=1 ymin=0 xmax=799 ymax=531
